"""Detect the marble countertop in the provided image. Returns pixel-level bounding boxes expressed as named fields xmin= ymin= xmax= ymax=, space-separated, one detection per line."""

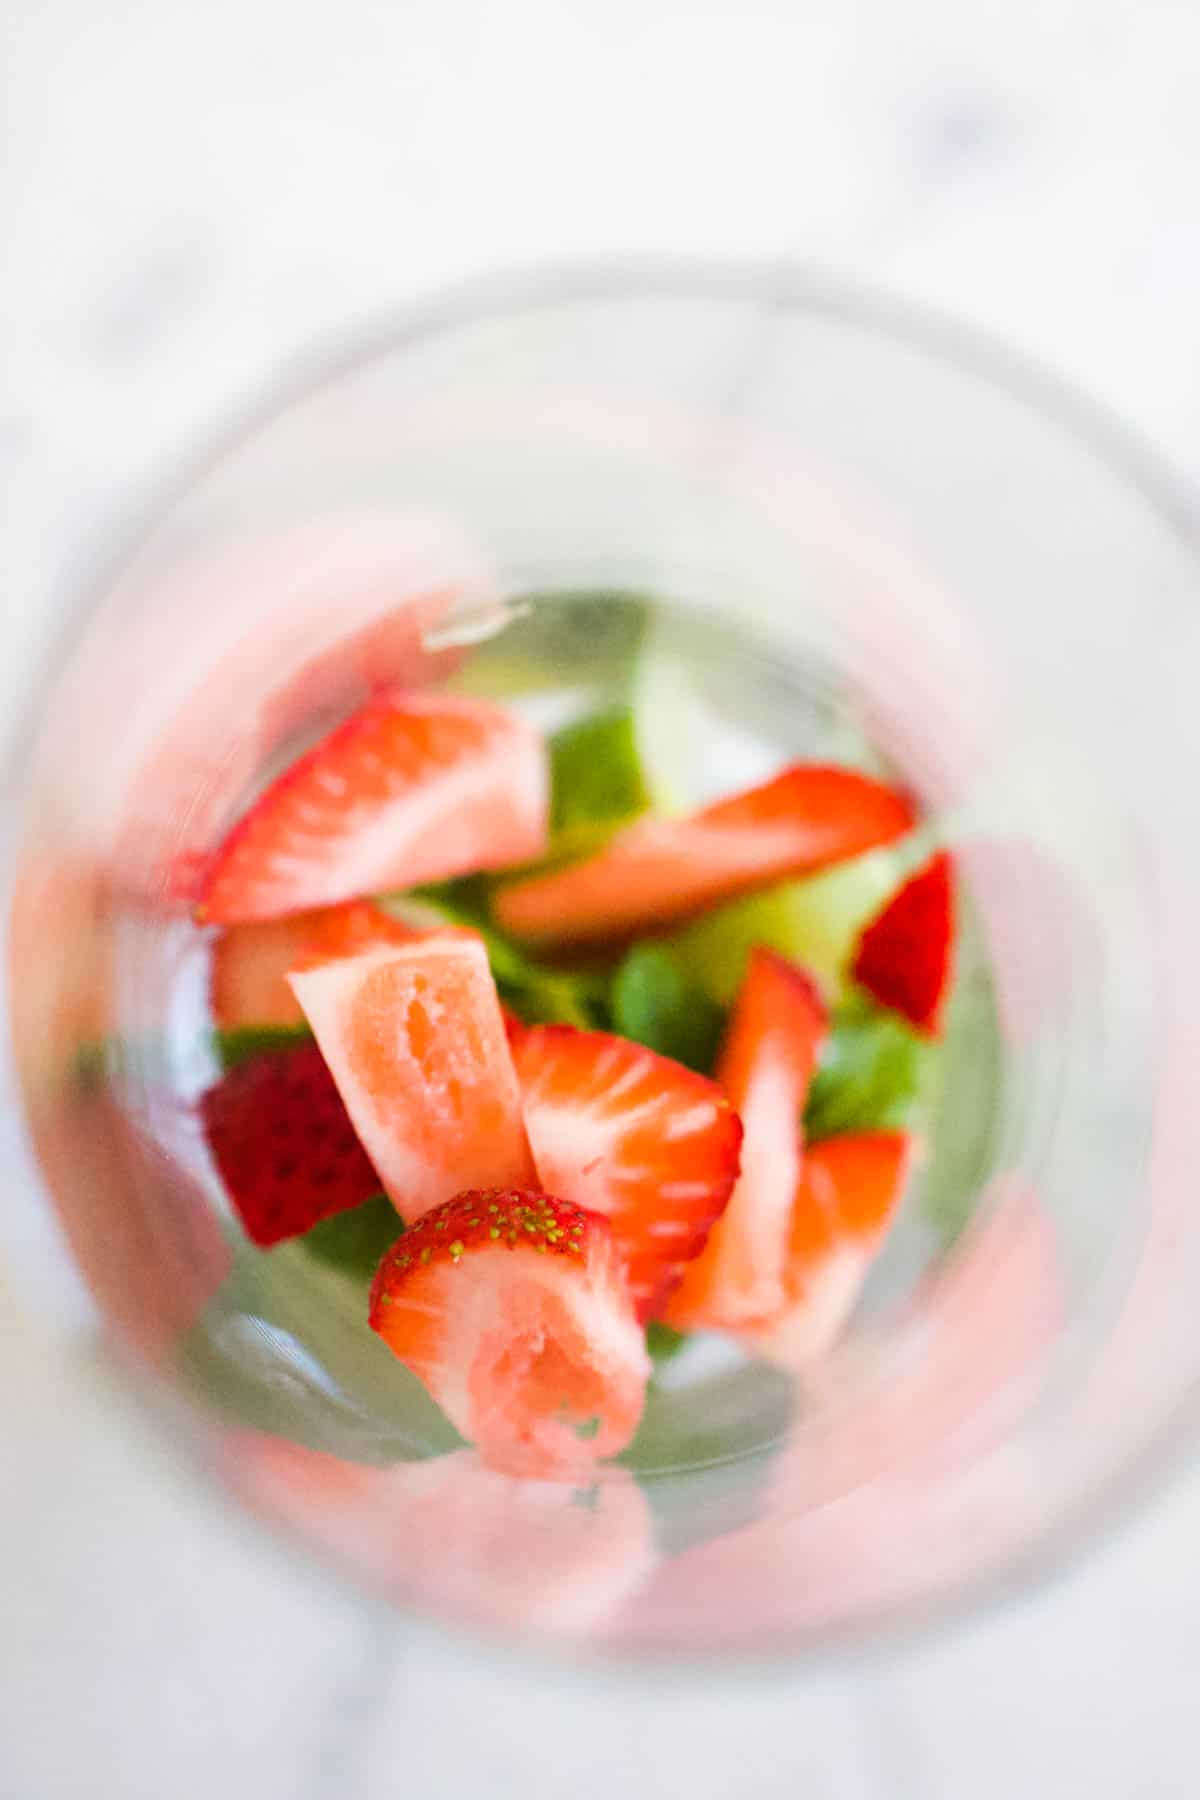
xmin=2 ymin=1 xmax=1199 ymax=1795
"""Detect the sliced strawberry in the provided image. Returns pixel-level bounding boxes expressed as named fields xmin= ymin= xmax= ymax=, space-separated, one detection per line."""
xmin=662 ymin=949 xmax=827 ymax=1331
xmin=209 ymin=900 xmax=422 ymax=1031
xmin=511 ymin=1026 xmax=742 ymax=1320
xmin=744 ymin=1132 xmax=913 ymax=1367
xmin=201 ymin=1039 xmax=387 ymax=1246
xmin=196 ymin=690 xmax=548 ymax=924
xmin=852 ymin=851 xmax=954 ymax=1036
xmin=494 ymin=764 xmax=915 ymax=945
xmin=369 ymin=1188 xmax=649 ymax=1478
xmin=289 ymin=937 xmax=537 ymax=1220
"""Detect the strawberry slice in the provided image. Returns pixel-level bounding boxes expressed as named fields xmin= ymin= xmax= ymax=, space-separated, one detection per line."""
xmin=196 ymin=690 xmax=549 ymax=924
xmin=494 ymin=764 xmax=915 ymax=945
xmin=744 ymin=1132 xmax=913 ymax=1367
xmin=288 ymin=937 xmax=537 ymax=1220
xmin=662 ymin=949 xmax=827 ymax=1331
xmin=369 ymin=1188 xmax=649 ymax=1478
xmin=511 ymin=1026 xmax=742 ymax=1320
xmin=209 ymin=899 xmax=422 ymax=1031
xmin=201 ymin=1039 xmax=387 ymax=1246
xmin=852 ymin=851 xmax=955 ymax=1036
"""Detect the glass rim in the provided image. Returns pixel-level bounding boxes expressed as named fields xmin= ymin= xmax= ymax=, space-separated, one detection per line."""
xmin=10 ymin=255 xmax=1200 ymax=1673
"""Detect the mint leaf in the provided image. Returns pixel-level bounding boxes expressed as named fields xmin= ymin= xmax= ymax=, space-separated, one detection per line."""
xmin=549 ymin=706 xmax=650 ymax=835
xmin=213 ymin=1024 xmax=313 ymax=1072
xmin=645 ymin=1320 xmax=689 ymax=1365
xmin=298 ymin=1193 xmax=404 ymax=1280
xmin=611 ymin=943 xmax=725 ymax=1075
xmin=804 ymin=1003 xmax=935 ymax=1140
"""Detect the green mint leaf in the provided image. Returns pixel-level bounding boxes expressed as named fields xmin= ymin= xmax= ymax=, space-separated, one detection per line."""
xmin=804 ymin=1003 xmax=936 ymax=1140
xmin=549 ymin=705 xmax=650 ymax=835
xmin=645 ymin=1320 xmax=689 ymax=1364
xmin=298 ymin=1193 xmax=404 ymax=1280
xmin=213 ymin=1024 xmax=313 ymax=1072
xmin=611 ymin=943 xmax=726 ymax=1075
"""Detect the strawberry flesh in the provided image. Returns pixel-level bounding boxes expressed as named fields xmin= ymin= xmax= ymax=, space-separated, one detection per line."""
xmin=744 ymin=1131 xmax=913 ymax=1367
xmin=289 ymin=937 xmax=537 ymax=1220
xmin=494 ymin=764 xmax=915 ymax=945
xmin=852 ymin=851 xmax=955 ymax=1036
xmin=512 ymin=1025 xmax=742 ymax=1320
xmin=663 ymin=949 xmax=827 ymax=1331
xmin=196 ymin=690 xmax=548 ymax=924
xmin=370 ymin=1188 xmax=648 ymax=1478
xmin=209 ymin=899 xmax=422 ymax=1031
xmin=201 ymin=1039 xmax=389 ymax=1247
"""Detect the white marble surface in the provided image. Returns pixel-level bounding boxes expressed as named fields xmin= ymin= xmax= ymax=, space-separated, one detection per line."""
xmin=3 ymin=1 xmax=1200 ymax=1795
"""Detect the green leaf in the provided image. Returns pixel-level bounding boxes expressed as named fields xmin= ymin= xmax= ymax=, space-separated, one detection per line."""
xmin=804 ymin=1002 xmax=936 ymax=1140
xmin=611 ymin=943 xmax=726 ymax=1075
xmin=297 ymin=1193 xmax=404 ymax=1281
xmin=645 ymin=1320 xmax=689 ymax=1365
xmin=213 ymin=1024 xmax=313 ymax=1072
xmin=549 ymin=706 xmax=650 ymax=835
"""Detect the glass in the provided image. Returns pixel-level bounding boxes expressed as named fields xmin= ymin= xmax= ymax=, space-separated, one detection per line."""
xmin=5 ymin=265 xmax=1200 ymax=1659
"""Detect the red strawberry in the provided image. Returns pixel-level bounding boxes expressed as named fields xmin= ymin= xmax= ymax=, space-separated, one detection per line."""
xmin=494 ymin=764 xmax=915 ymax=944
xmin=289 ymin=937 xmax=537 ymax=1220
xmin=744 ymin=1132 xmax=913 ymax=1367
xmin=195 ymin=690 xmax=548 ymax=924
xmin=369 ymin=1188 xmax=649 ymax=1478
xmin=663 ymin=949 xmax=827 ymax=1331
xmin=201 ymin=1040 xmax=389 ymax=1247
xmin=852 ymin=851 xmax=954 ymax=1036
xmin=209 ymin=899 xmax=423 ymax=1031
xmin=511 ymin=1026 xmax=742 ymax=1320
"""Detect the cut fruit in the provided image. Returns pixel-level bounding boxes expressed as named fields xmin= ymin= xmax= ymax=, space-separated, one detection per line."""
xmin=288 ymin=937 xmax=536 ymax=1221
xmin=744 ymin=1132 xmax=914 ymax=1367
xmin=663 ymin=950 xmax=827 ymax=1331
xmin=852 ymin=851 xmax=955 ymax=1036
xmin=511 ymin=1025 xmax=742 ymax=1320
xmin=494 ymin=764 xmax=915 ymax=945
xmin=667 ymin=848 xmax=903 ymax=1007
xmin=196 ymin=690 xmax=549 ymax=924
xmin=369 ymin=1189 xmax=649 ymax=1479
xmin=200 ymin=1039 xmax=385 ymax=1247
xmin=209 ymin=900 xmax=424 ymax=1031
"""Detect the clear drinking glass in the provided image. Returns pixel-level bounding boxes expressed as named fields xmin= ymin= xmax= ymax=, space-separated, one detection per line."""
xmin=5 ymin=265 xmax=1200 ymax=1658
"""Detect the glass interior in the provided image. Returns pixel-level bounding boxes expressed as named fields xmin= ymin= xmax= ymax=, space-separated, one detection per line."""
xmin=6 ymin=271 xmax=1200 ymax=1658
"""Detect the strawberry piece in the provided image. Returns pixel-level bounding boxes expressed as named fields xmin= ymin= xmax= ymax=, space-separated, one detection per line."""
xmin=744 ymin=1132 xmax=913 ymax=1367
xmin=494 ymin=764 xmax=915 ymax=945
xmin=663 ymin=949 xmax=827 ymax=1331
xmin=369 ymin=1189 xmax=649 ymax=1478
xmin=289 ymin=937 xmax=537 ymax=1220
xmin=201 ymin=1039 xmax=387 ymax=1247
xmin=511 ymin=1026 xmax=742 ymax=1320
xmin=852 ymin=851 xmax=955 ymax=1036
xmin=209 ymin=900 xmax=422 ymax=1031
xmin=196 ymin=690 xmax=549 ymax=924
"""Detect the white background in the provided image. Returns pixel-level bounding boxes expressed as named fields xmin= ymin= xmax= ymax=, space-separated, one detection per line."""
xmin=2 ymin=2 xmax=1198 ymax=1795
